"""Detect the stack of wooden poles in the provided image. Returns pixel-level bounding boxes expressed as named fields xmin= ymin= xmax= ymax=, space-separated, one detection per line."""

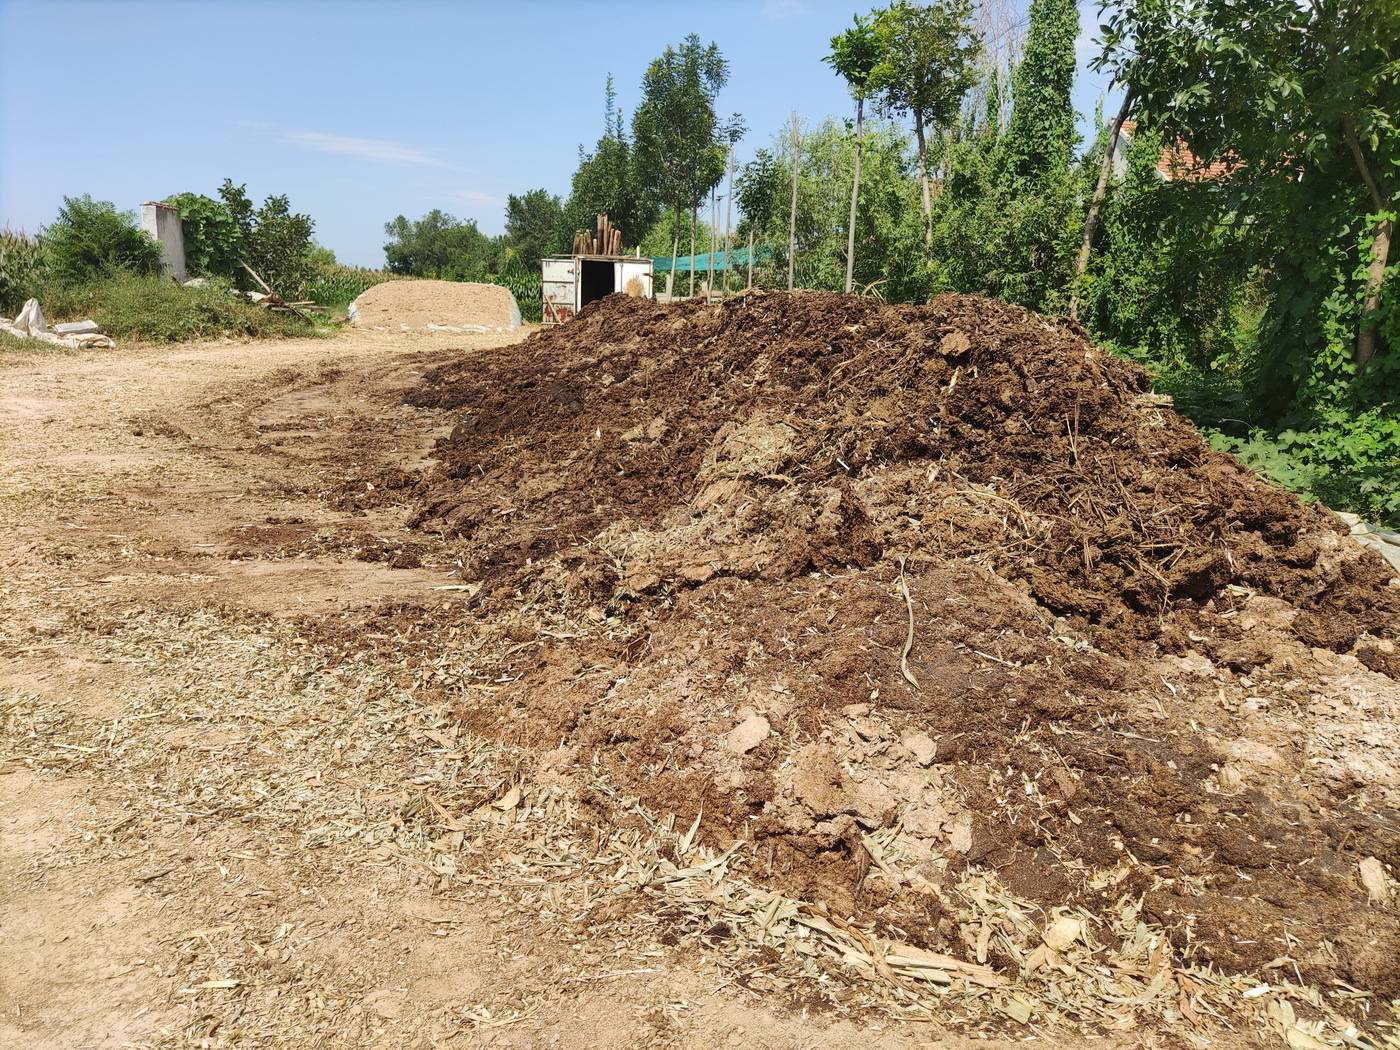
xmin=573 ymin=214 xmax=623 ymax=256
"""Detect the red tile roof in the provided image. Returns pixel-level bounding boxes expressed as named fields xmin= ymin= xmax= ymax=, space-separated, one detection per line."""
xmin=1118 ymin=120 xmax=1234 ymax=182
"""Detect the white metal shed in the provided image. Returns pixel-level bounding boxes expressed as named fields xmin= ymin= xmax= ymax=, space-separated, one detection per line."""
xmin=541 ymin=255 xmax=654 ymax=325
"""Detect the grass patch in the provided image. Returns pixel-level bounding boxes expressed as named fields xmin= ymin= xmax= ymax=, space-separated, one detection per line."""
xmin=37 ymin=274 xmax=317 ymax=342
xmin=0 ymin=329 xmax=61 ymax=354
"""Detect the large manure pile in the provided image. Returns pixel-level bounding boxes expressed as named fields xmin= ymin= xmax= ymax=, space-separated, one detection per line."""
xmin=407 ymin=292 xmax=1400 ymax=1000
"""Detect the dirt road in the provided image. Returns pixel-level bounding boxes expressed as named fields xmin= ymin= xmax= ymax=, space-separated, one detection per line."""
xmin=2 ymin=329 xmax=1165 ymax=1050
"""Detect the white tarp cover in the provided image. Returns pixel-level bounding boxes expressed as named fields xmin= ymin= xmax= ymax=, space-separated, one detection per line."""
xmin=14 ymin=298 xmax=46 ymax=335
xmin=1 ymin=298 xmax=115 ymax=349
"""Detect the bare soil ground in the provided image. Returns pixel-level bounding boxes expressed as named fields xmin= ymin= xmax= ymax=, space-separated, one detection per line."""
xmin=0 ymin=311 xmax=1394 ymax=1049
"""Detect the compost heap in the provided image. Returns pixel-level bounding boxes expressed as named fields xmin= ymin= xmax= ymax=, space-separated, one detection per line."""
xmin=349 ymin=278 xmax=521 ymax=332
xmin=407 ymin=291 xmax=1400 ymax=997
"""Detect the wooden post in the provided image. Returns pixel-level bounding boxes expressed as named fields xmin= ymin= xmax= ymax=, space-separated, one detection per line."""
xmin=788 ymin=110 xmax=800 ymax=292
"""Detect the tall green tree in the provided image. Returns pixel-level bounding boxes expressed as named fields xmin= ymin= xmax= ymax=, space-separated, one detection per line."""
xmin=383 ymin=210 xmax=496 ymax=279
xmin=505 ymin=189 xmax=566 ymax=267
xmin=633 ymin=35 xmax=743 ymax=287
xmin=934 ymin=0 xmax=1079 ymax=312
xmin=1001 ymin=0 xmax=1079 ymax=184
xmin=218 ymin=180 xmax=315 ymax=296
xmin=869 ymin=0 xmax=982 ymax=247
xmin=826 ymin=14 xmax=886 ymax=293
xmin=1098 ymin=0 xmax=1398 ymax=390
xmin=563 ymin=76 xmax=657 ymax=248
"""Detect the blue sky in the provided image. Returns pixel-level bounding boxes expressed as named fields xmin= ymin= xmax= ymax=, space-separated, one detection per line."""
xmin=0 ymin=0 xmax=1115 ymax=268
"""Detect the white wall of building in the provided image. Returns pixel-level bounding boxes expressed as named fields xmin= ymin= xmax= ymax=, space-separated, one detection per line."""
xmin=141 ymin=201 xmax=185 ymax=280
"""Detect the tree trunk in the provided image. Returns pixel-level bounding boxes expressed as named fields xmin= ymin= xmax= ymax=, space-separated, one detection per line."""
xmin=723 ymin=145 xmax=734 ymax=297
xmin=914 ymin=110 xmax=932 ymax=250
xmin=789 ymin=111 xmax=800 ymax=292
xmin=667 ymin=222 xmax=679 ymax=299
xmin=748 ymin=228 xmax=754 ymax=289
xmin=1070 ymin=88 xmax=1135 ymax=322
xmin=689 ymin=209 xmax=696 ymax=299
xmin=707 ymin=188 xmax=716 ymax=303
xmin=1357 ymin=217 xmax=1392 ymax=370
xmin=845 ymin=96 xmax=864 ymax=295
xmin=1343 ymin=117 xmax=1392 ymax=370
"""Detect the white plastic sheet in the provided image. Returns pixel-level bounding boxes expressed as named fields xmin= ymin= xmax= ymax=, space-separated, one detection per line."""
xmin=1 ymin=298 xmax=115 ymax=349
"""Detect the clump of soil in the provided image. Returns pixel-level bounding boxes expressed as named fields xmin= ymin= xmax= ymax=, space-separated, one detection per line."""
xmin=349 ymin=279 xmax=521 ymax=332
xmin=405 ymin=291 xmax=1400 ymax=996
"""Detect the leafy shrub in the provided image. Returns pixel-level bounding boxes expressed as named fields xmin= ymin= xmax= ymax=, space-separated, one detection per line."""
xmin=383 ymin=210 xmax=502 ymax=280
xmin=0 ymin=230 xmax=47 ymax=314
xmin=166 ymin=191 xmax=243 ymax=278
xmin=42 ymin=196 xmax=162 ymax=284
xmin=39 ymin=273 xmax=314 ymax=343
xmin=161 ymin=183 xmax=317 ymax=298
xmin=1208 ymin=407 xmax=1400 ymax=527
xmin=236 ymin=190 xmax=314 ymax=296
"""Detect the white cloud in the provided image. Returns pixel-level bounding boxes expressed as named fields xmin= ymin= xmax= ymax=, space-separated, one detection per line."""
xmin=282 ymin=130 xmax=451 ymax=168
xmin=446 ymin=189 xmax=503 ymax=205
xmin=762 ymin=0 xmax=802 ymax=21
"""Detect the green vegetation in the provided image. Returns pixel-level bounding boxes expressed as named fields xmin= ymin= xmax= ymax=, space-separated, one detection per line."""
xmin=37 ymin=273 xmax=312 ymax=342
xmin=1087 ymin=0 xmax=1399 ymax=523
xmin=41 ymin=196 xmax=162 ymax=284
xmin=633 ymin=36 xmax=744 ymax=273
xmin=1 ymin=230 xmax=46 ymax=313
xmin=504 ymin=189 xmax=566 ymax=269
xmin=490 ymin=258 xmax=543 ymax=324
xmin=166 ymin=180 xmax=316 ymax=297
xmin=165 ymin=190 xmax=243 ymax=280
xmin=739 ymin=118 xmax=928 ymax=299
xmin=306 ymin=263 xmax=400 ymax=312
xmin=383 ymin=210 xmax=499 ymax=279
xmin=562 ymin=76 xmax=657 ymax=247
xmin=867 ymin=0 xmax=980 ymax=245
xmin=825 ymin=14 xmax=884 ymax=291
xmin=2 ymin=187 xmax=321 ymax=344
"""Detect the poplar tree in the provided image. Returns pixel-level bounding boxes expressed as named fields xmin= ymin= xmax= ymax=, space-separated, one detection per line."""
xmin=869 ymin=0 xmax=981 ymax=248
xmin=825 ymin=14 xmax=885 ymax=293
xmin=633 ymin=36 xmax=743 ymax=288
xmin=1000 ymin=0 xmax=1079 ymax=183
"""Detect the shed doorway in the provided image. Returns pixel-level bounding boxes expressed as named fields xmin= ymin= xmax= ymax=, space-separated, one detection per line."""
xmin=579 ymin=259 xmax=616 ymax=309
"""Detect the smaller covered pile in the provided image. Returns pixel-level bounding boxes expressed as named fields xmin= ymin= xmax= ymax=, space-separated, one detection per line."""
xmin=347 ymin=279 xmax=521 ymax=334
xmin=1 ymin=298 xmax=115 ymax=349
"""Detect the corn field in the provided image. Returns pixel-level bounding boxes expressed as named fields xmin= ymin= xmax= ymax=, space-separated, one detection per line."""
xmin=0 ymin=230 xmax=46 ymax=314
xmin=485 ymin=261 xmax=542 ymax=323
xmin=306 ymin=264 xmax=404 ymax=307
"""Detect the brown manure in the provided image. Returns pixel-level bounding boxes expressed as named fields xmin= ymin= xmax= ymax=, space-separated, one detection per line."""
xmin=406 ymin=291 xmax=1400 ymax=1000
